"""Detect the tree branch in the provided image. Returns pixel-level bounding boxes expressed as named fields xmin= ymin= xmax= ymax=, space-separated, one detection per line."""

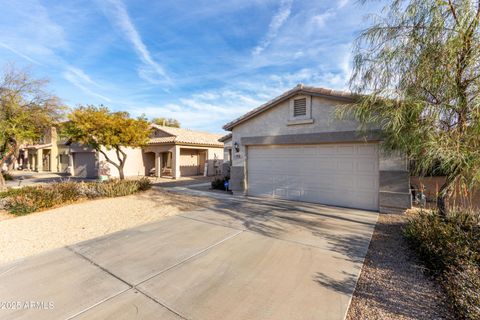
xmin=448 ymin=0 xmax=459 ymax=26
xmin=114 ymin=146 xmax=127 ymax=166
xmin=97 ymin=148 xmax=120 ymax=170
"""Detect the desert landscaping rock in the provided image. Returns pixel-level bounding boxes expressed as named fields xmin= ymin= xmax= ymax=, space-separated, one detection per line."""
xmin=346 ymin=213 xmax=453 ymax=320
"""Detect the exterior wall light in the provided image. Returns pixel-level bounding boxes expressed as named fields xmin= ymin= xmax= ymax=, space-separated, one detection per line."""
xmin=234 ymin=142 xmax=240 ymax=153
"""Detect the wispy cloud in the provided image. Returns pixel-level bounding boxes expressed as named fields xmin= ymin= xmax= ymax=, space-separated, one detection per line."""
xmin=0 ymin=43 xmax=43 ymax=65
xmin=312 ymin=9 xmax=336 ymax=29
xmin=65 ymin=66 xmax=102 ymax=87
xmin=99 ymin=0 xmax=170 ymax=85
xmin=252 ymin=0 xmax=293 ymax=55
xmin=63 ymin=66 xmax=112 ymax=102
xmin=0 ymin=0 xmax=67 ymax=63
xmin=126 ymin=86 xmax=265 ymax=132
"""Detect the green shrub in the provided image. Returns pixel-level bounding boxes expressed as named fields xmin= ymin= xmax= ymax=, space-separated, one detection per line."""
xmin=4 ymin=183 xmax=83 ymax=215
xmin=90 ymin=178 xmax=151 ymax=198
xmin=0 ymin=187 xmax=30 ymax=198
xmin=0 ymin=178 xmax=151 ymax=215
xmin=405 ymin=209 xmax=480 ymax=319
xmin=443 ymin=262 xmax=480 ymax=320
xmin=405 ymin=209 xmax=480 ymax=272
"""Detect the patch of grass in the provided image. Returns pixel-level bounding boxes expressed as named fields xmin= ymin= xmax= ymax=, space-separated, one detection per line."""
xmin=405 ymin=209 xmax=480 ymax=319
xmin=0 ymin=178 xmax=151 ymax=216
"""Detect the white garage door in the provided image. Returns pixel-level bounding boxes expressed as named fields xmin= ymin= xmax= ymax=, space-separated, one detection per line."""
xmin=247 ymin=143 xmax=379 ymax=211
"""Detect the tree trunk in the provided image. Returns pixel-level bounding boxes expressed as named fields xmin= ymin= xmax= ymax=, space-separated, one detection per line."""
xmin=118 ymin=166 xmax=125 ymax=180
xmin=115 ymin=147 xmax=127 ymax=180
xmin=0 ymin=144 xmax=15 ymax=191
xmin=0 ymin=172 xmax=5 ymax=191
xmin=437 ymin=178 xmax=454 ymax=216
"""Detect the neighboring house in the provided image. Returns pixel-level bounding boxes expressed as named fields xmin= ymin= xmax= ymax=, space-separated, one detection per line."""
xmin=17 ymin=127 xmax=99 ymax=177
xmin=143 ymin=125 xmax=224 ymax=179
xmin=222 ymin=84 xmax=411 ymax=213
xmin=17 ymin=127 xmax=61 ymax=173
xmin=17 ymin=125 xmax=224 ymax=179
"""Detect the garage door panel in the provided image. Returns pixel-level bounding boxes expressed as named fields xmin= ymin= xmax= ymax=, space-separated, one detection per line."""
xmin=286 ymin=189 xmax=301 ymax=200
xmin=337 ymin=159 xmax=354 ymax=171
xmin=274 ymin=188 xmax=287 ymax=197
xmin=337 ymin=145 xmax=355 ymax=155
xmin=247 ymin=144 xmax=379 ymax=211
xmin=356 ymin=160 xmax=377 ymax=173
xmin=358 ymin=144 xmax=376 ymax=155
xmin=316 ymin=145 xmax=337 ymax=155
xmin=355 ymin=176 xmax=378 ymax=188
xmin=353 ymin=192 xmax=378 ymax=209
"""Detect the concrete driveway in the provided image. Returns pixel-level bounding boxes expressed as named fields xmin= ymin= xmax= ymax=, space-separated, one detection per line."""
xmin=0 ymin=197 xmax=378 ymax=320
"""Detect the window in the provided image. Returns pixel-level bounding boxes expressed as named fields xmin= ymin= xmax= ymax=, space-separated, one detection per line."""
xmin=293 ymin=98 xmax=307 ymax=117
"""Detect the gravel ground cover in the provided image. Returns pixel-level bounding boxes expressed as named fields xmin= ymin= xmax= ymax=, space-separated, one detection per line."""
xmin=346 ymin=213 xmax=453 ymax=320
xmin=0 ymin=188 xmax=218 ymax=265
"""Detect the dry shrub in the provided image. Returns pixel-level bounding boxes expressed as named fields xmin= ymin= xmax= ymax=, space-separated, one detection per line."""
xmin=0 ymin=178 xmax=151 ymax=215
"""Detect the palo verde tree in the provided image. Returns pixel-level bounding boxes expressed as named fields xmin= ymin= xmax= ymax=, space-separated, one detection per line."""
xmin=342 ymin=0 xmax=480 ymax=214
xmin=65 ymin=106 xmax=151 ymax=179
xmin=0 ymin=65 xmax=63 ymax=189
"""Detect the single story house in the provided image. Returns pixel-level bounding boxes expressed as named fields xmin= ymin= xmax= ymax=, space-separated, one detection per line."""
xmin=222 ymin=84 xmax=411 ymax=213
xmin=17 ymin=125 xmax=224 ymax=179
xmin=142 ymin=125 xmax=224 ymax=179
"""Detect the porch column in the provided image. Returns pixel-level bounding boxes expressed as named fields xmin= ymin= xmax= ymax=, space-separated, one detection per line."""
xmin=68 ymin=153 xmax=74 ymax=176
xmin=51 ymin=151 xmax=58 ymax=173
xmin=27 ymin=153 xmax=32 ymax=170
xmin=22 ymin=150 xmax=28 ymax=169
xmin=172 ymin=146 xmax=181 ymax=179
xmin=37 ymin=149 xmax=43 ymax=172
xmin=155 ymin=152 xmax=161 ymax=178
xmin=32 ymin=153 xmax=36 ymax=171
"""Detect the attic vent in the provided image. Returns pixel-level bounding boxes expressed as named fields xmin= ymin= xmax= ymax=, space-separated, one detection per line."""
xmin=293 ymin=98 xmax=307 ymax=117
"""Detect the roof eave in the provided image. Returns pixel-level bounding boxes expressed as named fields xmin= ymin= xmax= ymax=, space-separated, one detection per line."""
xmin=222 ymin=87 xmax=358 ymax=131
xmin=218 ymin=133 xmax=232 ymax=142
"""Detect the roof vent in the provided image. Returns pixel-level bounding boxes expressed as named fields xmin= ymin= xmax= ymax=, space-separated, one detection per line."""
xmin=293 ymin=98 xmax=307 ymax=117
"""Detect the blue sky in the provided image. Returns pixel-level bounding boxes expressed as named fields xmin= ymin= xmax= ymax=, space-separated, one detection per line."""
xmin=0 ymin=0 xmax=383 ymax=133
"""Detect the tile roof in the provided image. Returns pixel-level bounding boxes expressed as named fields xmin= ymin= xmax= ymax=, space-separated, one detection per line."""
xmin=149 ymin=124 xmax=224 ymax=147
xmin=223 ymin=84 xmax=358 ymax=130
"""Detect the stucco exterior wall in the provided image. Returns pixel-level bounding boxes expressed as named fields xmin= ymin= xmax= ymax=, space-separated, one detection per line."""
xmin=222 ymin=138 xmax=232 ymax=178
xmin=99 ymin=147 xmax=145 ymax=178
xmin=227 ymin=94 xmax=410 ymax=212
xmin=223 ymin=138 xmax=232 ymax=160
xmin=204 ymin=147 xmax=224 ymax=176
